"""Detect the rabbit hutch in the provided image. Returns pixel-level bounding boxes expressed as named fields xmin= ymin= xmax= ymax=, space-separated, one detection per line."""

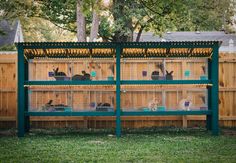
xmin=16 ymin=41 xmax=221 ymax=137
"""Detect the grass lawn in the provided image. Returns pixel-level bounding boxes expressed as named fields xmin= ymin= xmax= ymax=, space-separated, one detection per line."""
xmin=0 ymin=128 xmax=236 ymax=163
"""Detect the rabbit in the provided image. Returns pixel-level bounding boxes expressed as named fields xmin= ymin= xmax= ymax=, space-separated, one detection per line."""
xmin=151 ymin=71 xmax=159 ymax=80
xmin=96 ymin=102 xmax=111 ymax=111
xmin=156 ymin=63 xmax=165 ymax=75
xmin=72 ymin=74 xmax=85 ymax=80
xmin=53 ymin=67 xmax=67 ymax=81
xmin=42 ymin=100 xmax=54 ymax=111
xmin=82 ymin=70 xmax=91 ymax=80
xmin=148 ymin=98 xmax=160 ymax=111
xmin=166 ymin=70 xmax=173 ymax=80
xmin=178 ymin=96 xmax=192 ymax=111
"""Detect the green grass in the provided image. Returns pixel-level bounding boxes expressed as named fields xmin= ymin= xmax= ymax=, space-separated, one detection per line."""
xmin=0 ymin=128 xmax=236 ymax=163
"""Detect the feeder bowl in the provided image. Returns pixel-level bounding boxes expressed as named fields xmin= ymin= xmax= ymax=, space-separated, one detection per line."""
xmin=48 ymin=72 xmax=54 ymax=77
xmin=64 ymin=77 xmax=71 ymax=81
xmin=90 ymin=102 xmax=96 ymax=108
xmin=184 ymin=101 xmax=190 ymax=107
xmin=54 ymin=107 xmax=65 ymax=111
xmin=142 ymin=71 xmax=147 ymax=77
xmin=151 ymin=75 xmax=159 ymax=80
xmin=200 ymin=106 xmax=208 ymax=110
xmin=151 ymin=71 xmax=159 ymax=80
xmin=158 ymin=76 xmax=166 ymax=80
xmin=143 ymin=108 xmax=151 ymax=112
xmin=64 ymin=107 xmax=72 ymax=112
xmin=96 ymin=106 xmax=114 ymax=112
xmin=184 ymin=70 xmax=191 ymax=77
xmin=200 ymin=75 xmax=208 ymax=80
xmin=157 ymin=106 xmax=166 ymax=111
xmin=91 ymin=71 xmax=96 ymax=77
xmin=108 ymin=76 xmax=114 ymax=81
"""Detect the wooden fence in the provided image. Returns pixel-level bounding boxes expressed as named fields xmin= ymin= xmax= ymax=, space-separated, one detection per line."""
xmin=0 ymin=51 xmax=235 ymax=129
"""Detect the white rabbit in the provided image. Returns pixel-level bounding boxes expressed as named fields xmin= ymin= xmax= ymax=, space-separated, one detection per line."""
xmin=179 ymin=96 xmax=192 ymax=111
xmin=148 ymin=98 xmax=160 ymax=111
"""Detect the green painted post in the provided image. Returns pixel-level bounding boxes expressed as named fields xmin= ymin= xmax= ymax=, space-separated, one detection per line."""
xmin=211 ymin=44 xmax=219 ymax=135
xmin=24 ymin=60 xmax=30 ymax=132
xmin=206 ymin=58 xmax=212 ymax=130
xmin=17 ymin=44 xmax=25 ymax=137
xmin=115 ymin=44 xmax=121 ymax=137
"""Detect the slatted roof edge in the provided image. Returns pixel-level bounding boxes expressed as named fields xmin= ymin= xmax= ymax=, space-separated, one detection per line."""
xmin=16 ymin=41 xmax=222 ymax=49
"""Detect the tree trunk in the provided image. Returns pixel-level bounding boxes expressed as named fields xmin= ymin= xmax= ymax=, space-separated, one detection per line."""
xmin=76 ymin=0 xmax=86 ymax=42
xmin=89 ymin=9 xmax=100 ymax=42
xmin=136 ymin=26 xmax=144 ymax=42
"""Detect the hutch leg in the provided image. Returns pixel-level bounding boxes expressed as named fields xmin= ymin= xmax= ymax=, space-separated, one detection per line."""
xmin=211 ymin=46 xmax=219 ymax=135
xmin=115 ymin=45 xmax=121 ymax=137
xmin=17 ymin=44 xmax=25 ymax=137
xmin=24 ymin=116 xmax=30 ymax=132
xmin=206 ymin=115 xmax=212 ymax=130
xmin=24 ymin=58 xmax=30 ymax=133
xmin=206 ymin=86 xmax=212 ymax=130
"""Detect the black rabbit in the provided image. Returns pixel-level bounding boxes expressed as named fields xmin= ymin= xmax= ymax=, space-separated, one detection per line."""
xmin=72 ymin=71 xmax=91 ymax=81
xmin=82 ymin=71 xmax=91 ymax=80
xmin=72 ymin=74 xmax=85 ymax=80
xmin=151 ymin=71 xmax=159 ymax=80
xmin=53 ymin=67 xmax=67 ymax=81
xmin=166 ymin=70 xmax=173 ymax=80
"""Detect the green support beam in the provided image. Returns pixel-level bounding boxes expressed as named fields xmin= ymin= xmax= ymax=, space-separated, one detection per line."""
xmin=211 ymin=45 xmax=219 ymax=135
xmin=17 ymin=44 xmax=25 ymax=137
xmin=116 ymin=45 xmax=121 ymax=137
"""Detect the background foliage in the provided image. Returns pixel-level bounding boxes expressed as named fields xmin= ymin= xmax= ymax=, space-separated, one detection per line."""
xmin=0 ymin=0 xmax=235 ymax=42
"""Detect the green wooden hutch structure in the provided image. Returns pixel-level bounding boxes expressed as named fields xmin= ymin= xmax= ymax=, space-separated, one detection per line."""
xmin=16 ymin=41 xmax=221 ymax=137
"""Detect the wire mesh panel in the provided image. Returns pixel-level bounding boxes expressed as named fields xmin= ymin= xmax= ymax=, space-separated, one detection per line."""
xmin=29 ymin=88 xmax=72 ymax=112
xmin=28 ymin=59 xmax=72 ymax=81
xmin=28 ymin=59 xmax=116 ymax=81
xmin=184 ymin=60 xmax=208 ymax=80
xmin=72 ymin=89 xmax=116 ymax=111
xmin=121 ymin=58 xmax=208 ymax=80
xmin=121 ymin=85 xmax=208 ymax=111
xmin=28 ymin=86 xmax=116 ymax=112
xmin=72 ymin=59 xmax=116 ymax=81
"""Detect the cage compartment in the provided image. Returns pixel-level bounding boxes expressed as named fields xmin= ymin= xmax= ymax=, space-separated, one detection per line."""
xmin=121 ymin=58 xmax=208 ymax=80
xmin=120 ymin=85 xmax=208 ymax=111
xmin=72 ymin=89 xmax=116 ymax=112
xmin=28 ymin=86 xmax=116 ymax=112
xmin=28 ymin=59 xmax=72 ymax=81
xmin=28 ymin=59 xmax=116 ymax=81
xmin=184 ymin=60 xmax=208 ymax=80
xmin=29 ymin=89 xmax=73 ymax=112
xmin=72 ymin=59 xmax=116 ymax=81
